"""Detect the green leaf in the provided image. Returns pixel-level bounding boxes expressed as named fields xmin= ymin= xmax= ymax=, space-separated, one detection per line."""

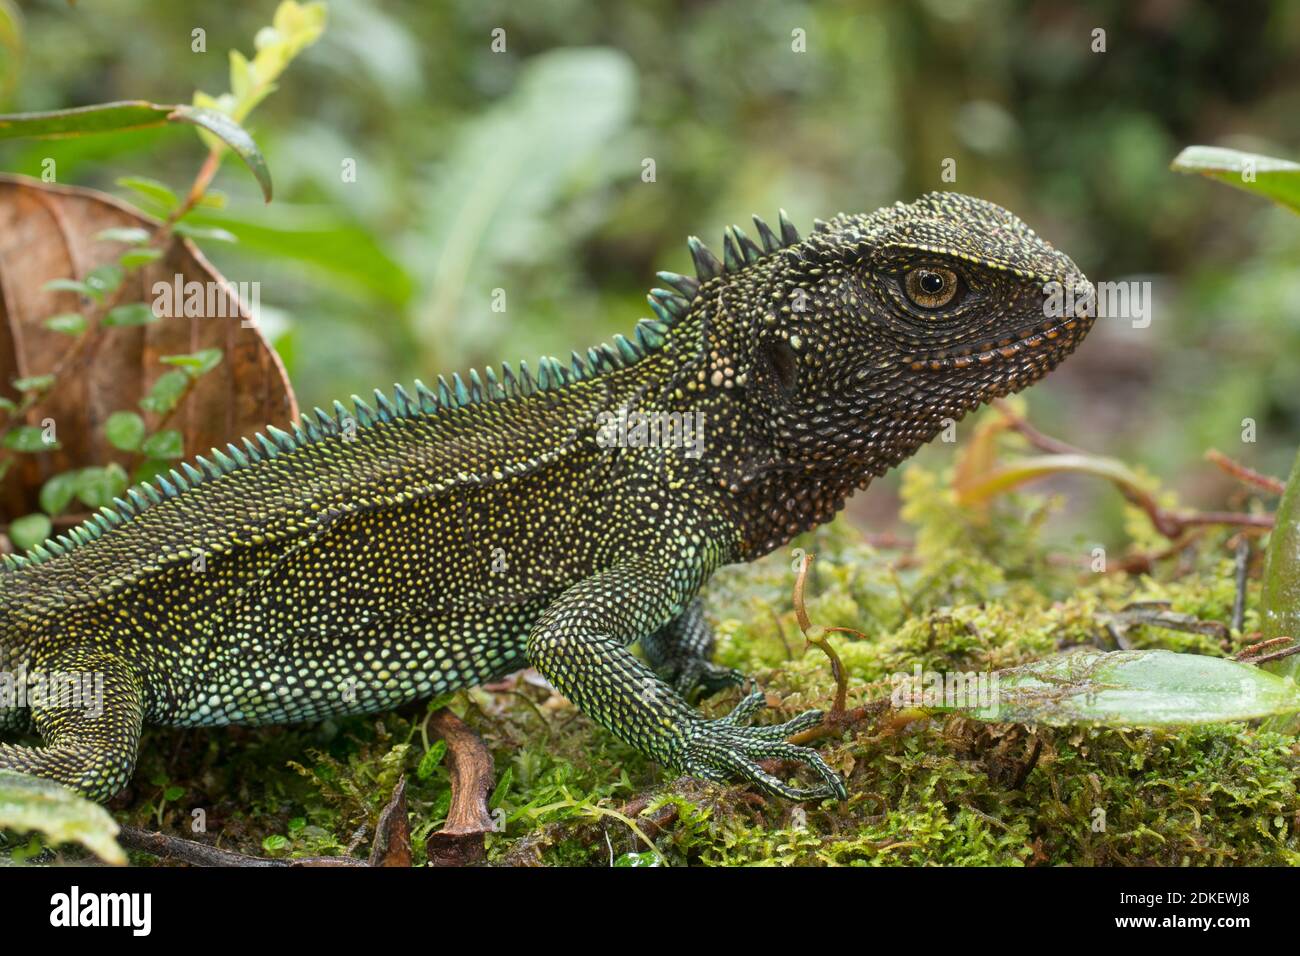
xmin=229 ymin=49 xmax=254 ymax=102
xmin=923 ymin=649 xmax=1300 ymax=726
xmin=488 ymin=765 xmax=513 ymax=809
xmin=196 ymin=189 xmax=228 ymax=210
xmin=162 ymin=785 xmax=185 ymax=802
xmin=955 ymin=453 xmax=1149 ymax=506
xmin=187 ymin=205 xmax=411 ymax=304
xmin=42 ymin=312 xmax=87 ymax=335
xmin=171 ymin=222 xmax=237 ymax=243
xmin=418 ymin=49 xmax=636 ymax=351
xmin=75 ymin=463 xmax=128 ymax=510
xmin=262 ymin=834 xmax=289 ymax=854
xmin=103 ymin=302 xmax=158 ymax=327
xmin=95 ymin=226 xmax=151 ymax=245
xmin=0 ymin=100 xmax=176 ymax=139
xmin=138 ymin=369 xmax=190 ymax=414
xmin=3 ymin=425 xmax=56 ymax=452
xmin=613 ymin=851 xmax=663 ymax=867
xmin=0 ymin=770 xmax=125 ymax=865
xmin=141 ymin=429 xmax=184 ymax=460
xmin=168 ymin=105 xmax=273 ymax=203
xmin=85 ymin=264 xmax=124 ymax=298
xmin=1171 ymin=146 xmax=1300 ymax=214
xmin=7 ymin=512 xmax=51 ymax=551
xmin=104 ymin=410 xmax=146 ymax=451
xmin=42 ymin=277 xmax=95 ymax=300
xmin=38 ymin=471 xmax=79 ymax=515
xmin=133 ymin=457 xmax=173 ymax=486
xmin=11 ymin=374 xmax=53 ymax=392
xmin=161 ymin=348 xmax=223 ymax=377
xmin=0 ymin=101 xmax=274 ymax=202
xmin=416 ymin=740 xmax=448 ymax=781
xmin=119 ymin=247 xmax=163 ymax=270
xmin=116 ymin=175 xmax=179 ymax=212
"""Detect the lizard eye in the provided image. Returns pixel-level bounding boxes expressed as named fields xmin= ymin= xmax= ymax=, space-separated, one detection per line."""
xmin=904 ymin=266 xmax=960 ymax=310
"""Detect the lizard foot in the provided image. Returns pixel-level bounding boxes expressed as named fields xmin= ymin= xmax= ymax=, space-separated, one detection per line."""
xmin=680 ymin=690 xmax=846 ymax=801
xmin=672 ymin=659 xmax=746 ymax=701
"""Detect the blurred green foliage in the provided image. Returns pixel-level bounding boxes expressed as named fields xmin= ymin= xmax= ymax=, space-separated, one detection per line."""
xmin=2 ymin=0 xmax=1298 ymax=546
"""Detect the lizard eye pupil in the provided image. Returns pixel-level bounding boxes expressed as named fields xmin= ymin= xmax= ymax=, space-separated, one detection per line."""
xmin=903 ymin=266 xmax=960 ymax=310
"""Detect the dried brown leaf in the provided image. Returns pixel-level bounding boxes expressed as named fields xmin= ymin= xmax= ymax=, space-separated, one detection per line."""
xmin=0 ymin=173 xmax=295 ymax=521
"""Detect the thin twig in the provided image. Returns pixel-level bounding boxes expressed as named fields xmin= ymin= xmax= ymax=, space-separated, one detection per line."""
xmin=991 ymin=400 xmax=1274 ymax=539
xmin=1206 ymin=449 xmax=1287 ymax=496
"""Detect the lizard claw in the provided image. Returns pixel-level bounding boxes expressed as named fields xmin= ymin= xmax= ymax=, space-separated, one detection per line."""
xmin=679 ymin=691 xmax=845 ymax=801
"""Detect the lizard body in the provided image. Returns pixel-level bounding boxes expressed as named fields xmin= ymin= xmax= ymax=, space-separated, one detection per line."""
xmin=0 ymin=192 xmax=1094 ymax=802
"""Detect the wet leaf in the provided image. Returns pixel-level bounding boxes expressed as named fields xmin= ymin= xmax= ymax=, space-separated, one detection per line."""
xmin=168 ymin=105 xmax=272 ymax=202
xmin=924 ymin=649 xmax=1300 ymax=726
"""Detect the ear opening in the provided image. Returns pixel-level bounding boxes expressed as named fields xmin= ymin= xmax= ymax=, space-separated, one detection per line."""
xmin=765 ymin=339 xmax=800 ymax=393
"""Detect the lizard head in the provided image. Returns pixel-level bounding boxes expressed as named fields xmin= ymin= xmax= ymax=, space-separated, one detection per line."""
xmin=668 ymin=192 xmax=1095 ymax=480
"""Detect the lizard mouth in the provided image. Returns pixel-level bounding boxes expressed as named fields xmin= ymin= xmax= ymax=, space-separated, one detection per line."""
xmin=904 ymin=301 xmax=1096 ymax=374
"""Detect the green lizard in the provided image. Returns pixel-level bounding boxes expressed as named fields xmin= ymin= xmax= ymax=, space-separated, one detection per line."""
xmin=0 ymin=192 xmax=1094 ymax=803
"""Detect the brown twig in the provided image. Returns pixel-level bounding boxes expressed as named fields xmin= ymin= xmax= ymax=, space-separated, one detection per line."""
xmin=1233 ymin=635 xmax=1300 ymax=667
xmin=159 ymin=148 xmax=223 ymax=239
xmin=1206 ymin=449 xmax=1287 ymax=496
xmin=792 ymin=551 xmax=852 ymax=717
xmin=424 ymin=709 xmax=496 ymax=866
xmin=116 ymin=826 xmax=367 ymax=867
xmin=991 ymin=400 xmax=1274 ymax=539
xmin=118 ymin=775 xmax=416 ymax=867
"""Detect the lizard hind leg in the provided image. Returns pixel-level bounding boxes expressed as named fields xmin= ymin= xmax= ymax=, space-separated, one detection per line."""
xmin=0 ymin=650 xmax=145 ymax=803
xmin=640 ymin=598 xmax=745 ymax=701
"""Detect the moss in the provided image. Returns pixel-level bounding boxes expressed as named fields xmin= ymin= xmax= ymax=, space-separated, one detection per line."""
xmin=9 ymin=452 xmax=1295 ymax=867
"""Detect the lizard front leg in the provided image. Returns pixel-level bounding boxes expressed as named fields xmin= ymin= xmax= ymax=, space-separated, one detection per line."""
xmin=640 ymin=597 xmax=744 ymax=701
xmin=0 ymin=648 xmax=145 ymax=802
xmin=526 ymin=556 xmax=845 ymax=801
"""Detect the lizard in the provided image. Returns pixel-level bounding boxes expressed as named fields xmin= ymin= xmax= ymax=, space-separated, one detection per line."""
xmin=0 ymin=191 xmax=1095 ymax=804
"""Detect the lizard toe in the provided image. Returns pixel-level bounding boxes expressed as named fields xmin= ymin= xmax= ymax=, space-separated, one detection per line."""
xmin=679 ymin=716 xmax=845 ymax=802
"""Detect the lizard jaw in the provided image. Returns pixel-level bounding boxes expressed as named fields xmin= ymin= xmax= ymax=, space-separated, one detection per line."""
xmin=903 ymin=279 xmax=1097 ymax=373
